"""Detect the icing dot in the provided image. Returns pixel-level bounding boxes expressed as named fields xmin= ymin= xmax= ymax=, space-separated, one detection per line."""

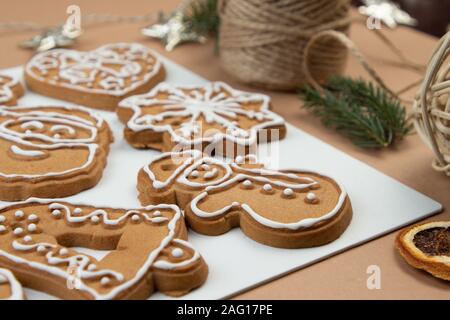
xmin=153 ymin=211 xmax=161 ymax=217
xmin=190 ymin=170 xmax=199 ymax=178
xmin=23 ymin=235 xmax=32 ymax=243
xmin=201 ymin=164 xmax=210 ymax=170
xmin=37 ymin=245 xmax=46 ymax=253
xmin=25 ymin=130 xmax=32 ymax=135
xmin=131 ymin=215 xmax=140 ymax=222
xmin=232 ymin=202 xmax=240 ymax=207
xmin=53 ymin=133 xmax=61 ymax=139
xmin=91 ymin=216 xmax=100 ymax=223
xmin=204 ymin=169 xmax=217 ymax=179
xmin=51 ymin=209 xmax=61 ymax=218
xmin=306 ymin=192 xmax=317 ymax=201
xmin=13 ymin=227 xmax=23 ymax=236
xmin=14 ymin=210 xmax=25 ymax=219
xmin=87 ymin=264 xmax=97 ymax=271
xmin=235 ymin=156 xmax=244 ymax=163
xmin=0 ymin=226 xmax=6 ymax=233
xmin=100 ymin=277 xmax=110 ymax=286
xmin=73 ymin=208 xmax=82 ymax=215
xmin=242 ymin=180 xmax=252 ymax=188
xmin=0 ymin=215 xmax=5 ymax=223
xmin=283 ymin=188 xmax=295 ymax=197
xmin=28 ymin=214 xmax=39 ymax=222
xmin=171 ymin=248 xmax=184 ymax=258
xmin=263 ymin=184 xmax=273 ymax=192
xmin=27 ymin=224 xmax=37 ymax=232
xmin=59 ymin=248 xmax=69 ymax=256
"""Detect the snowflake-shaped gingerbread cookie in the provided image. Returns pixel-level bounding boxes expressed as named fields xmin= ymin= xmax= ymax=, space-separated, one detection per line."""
xmin=117 ymin=82 xmax=286 ymax=155
xmin=0 ymin=199 xmax=208 ymax=300
xmin=137 ymin=150 xmax=352 ymax=248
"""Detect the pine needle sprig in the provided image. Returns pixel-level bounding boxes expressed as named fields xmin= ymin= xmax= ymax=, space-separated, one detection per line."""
xmin=185 ymin=0 xmax=220 ymax=36
xmin=299 ymin=76 xmax=413 ymax=149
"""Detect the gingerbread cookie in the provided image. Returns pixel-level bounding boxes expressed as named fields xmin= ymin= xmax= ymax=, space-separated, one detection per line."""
xmin=0 ymin=105 xmax=112 ymax=201
xmin=25 ymin=43 xmax=165 ymax=111
xmin=117 ymin=82 xmax=286 ymax=155
xmin=0 ymin=199 xmax=208 ymax=300
xmin=396 ymin=221 xmax=450 ymax=281
xmin=0 ymin=268 xmax=24 ymax=300
xmin=0 ymin=74 xmax=24 ymax=106
xmin=137 ymin=150 xmax=352 ymax=248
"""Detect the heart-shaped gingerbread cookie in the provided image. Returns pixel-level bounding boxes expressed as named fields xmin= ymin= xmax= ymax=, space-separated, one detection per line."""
xmin=25 ymin=43 xmax=165 ymax=111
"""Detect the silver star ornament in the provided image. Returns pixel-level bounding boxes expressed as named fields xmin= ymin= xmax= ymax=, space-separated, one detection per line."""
xmin=141 ymin=11 xmax=205 ymax=51
xmin=20 ymin=23 xmax=82 ymax=52
xmin=359 ymin=0 xmax=418 ymax=29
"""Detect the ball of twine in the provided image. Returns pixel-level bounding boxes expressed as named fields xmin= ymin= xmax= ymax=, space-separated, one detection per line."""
xmin=218 ymin=0 xmax=351 ymax=91
xmin=413 ymin=31 xmax=450 ymax=176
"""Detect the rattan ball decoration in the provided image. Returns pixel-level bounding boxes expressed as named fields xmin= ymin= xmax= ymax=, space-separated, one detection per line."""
xmin=413 ymin=32 xmax=450 ymax=176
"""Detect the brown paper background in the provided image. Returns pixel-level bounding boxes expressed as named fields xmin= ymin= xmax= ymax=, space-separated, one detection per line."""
xmin=0 ymin=0 xmax=448 ymax=299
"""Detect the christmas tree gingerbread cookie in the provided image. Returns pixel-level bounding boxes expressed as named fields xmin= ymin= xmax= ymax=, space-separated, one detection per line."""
xmin=0 ymin=73 xmax=24 ymax=106
xmin=25 ymin=43 xmax=165 ymax=111
xmin=0 ymin=105 xmax=112 ymax=201
xmin=0 ymin=268 xmax=24 ymax=300
xmin=0 ymin=199 xmax=208 ymax=300
xmin=117 ymin=82 xmax=286 ymax=155
xmin=137 ymin=150 xmax=352 ymax=248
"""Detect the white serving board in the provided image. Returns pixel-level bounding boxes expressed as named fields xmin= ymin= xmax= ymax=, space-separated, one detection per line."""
xmin=0 ymin=56 xmax=442 ymax=300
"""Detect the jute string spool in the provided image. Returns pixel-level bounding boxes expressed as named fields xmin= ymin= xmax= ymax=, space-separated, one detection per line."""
xmin=218 ymin=0 xmax=352 ymax=91
xmin=413 ymin=31 xmax=450 ymax=176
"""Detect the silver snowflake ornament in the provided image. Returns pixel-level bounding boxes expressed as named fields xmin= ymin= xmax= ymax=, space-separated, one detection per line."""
xmin=20 ymin=24 xmax=82 ymax=52
xmin=359 ymin=0 xmax=417 ymax=28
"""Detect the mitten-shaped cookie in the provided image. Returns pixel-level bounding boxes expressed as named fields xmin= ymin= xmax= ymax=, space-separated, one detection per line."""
xmin=117 ymin=82 xmax=286 ymax=155
xmin=396 ymin=221 xmax=450 ymax=281
xmin=0 ymin=105 xmax=112 ymax=200
xmin=0 ymin=268 xmax=24 ymax=300
xmin=0 ymin=74 xmax=24 ymax=106
xmin=138 ymin=150 xmax=352 ymax=248
xmin=25 ymin=43 xmax=165 ymax=111
xmin=0 ymin=199 xmax=208 ymax=299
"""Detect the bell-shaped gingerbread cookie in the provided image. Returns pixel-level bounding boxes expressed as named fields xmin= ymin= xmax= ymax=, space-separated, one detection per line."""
xmin=138 ymin=150 xmax=352 ymax=248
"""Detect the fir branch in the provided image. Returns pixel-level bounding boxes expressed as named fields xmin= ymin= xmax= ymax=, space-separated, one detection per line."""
xmin=185 ymin=0 xmax=219 ymax=36
xmin=299 ymin=76 xmax=413 ymax=149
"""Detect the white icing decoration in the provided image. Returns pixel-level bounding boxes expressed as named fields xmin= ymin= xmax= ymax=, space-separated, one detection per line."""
xmin=190 ymin=170 xmax=347 ymax=230
xmin=0 ymin=226 xmax=6 ymax=233
xmin=153 ymin=239 xmax=201 ymax=270
xmin=10 ymin=145 xmax=45 ymax=158
xmin=27 ymin=224 xmax=37 ymax=232
xmin=131 ymin=215 xmax=140 ymax=222
xmin=242 ymin=180 xmax=252 ymax=187
xmin=0 ymin=215 xmax=5 ymax=223
xmin=87 ymin=264 xmax=97 ymax=271
xmin=171 ymin=248 xmax=183 ymax=258
xmin=51 ymin=209 xmax=61 ymax=217
xmin=119 ymin=81 xmax=285 ymax=147
xmin=100 ymin=277 xmax=110 ymax=286
xmin=0 ymin=268 xmax=24 ymax=300
xmin=28 ymin=214 xmax=38 ymax=222
xmin=13 ymin=228 xmax=23 ymax=236
xmin=153 ymin=211 xmax=161 ymax=217
xmin=283 ymin=188 xmax=294 ymax=197
xmin=263 ymin=184 xmax=272 ymax=192
xmin=14 ymin=210 xmax=24 ymax=218
xmin=203 ymin=168 xmax=218 ymax=179
xmin=73 ymin=208 xmax=82 ymax=214
xmin=21 ymin=120 xmax=44 ymax=130
xmin=190 ymin=170 xmax=199 ymax=178
xmin=91 ymin=216 xmax=100 ymax=223
xmin=59 ymin=248 xmax=68 ymax=256
xmin=25 ymin=43 xmax=162 ymax=96
xmin=306 ymin=192 xmax=317 ymax=201
xmin=23 ymin=236 xmax=32 ymax=243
